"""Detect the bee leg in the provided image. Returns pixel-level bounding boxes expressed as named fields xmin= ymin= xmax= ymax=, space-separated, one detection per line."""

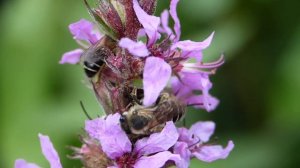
xmin=130 ymin=93 xmax=141 ymax=105
xmin=129 ymin=87 xmax=142 ymax=105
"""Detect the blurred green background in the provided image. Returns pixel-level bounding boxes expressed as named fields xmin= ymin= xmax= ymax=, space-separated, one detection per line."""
xmin=1 ymin=0 xmax=300 ymax=167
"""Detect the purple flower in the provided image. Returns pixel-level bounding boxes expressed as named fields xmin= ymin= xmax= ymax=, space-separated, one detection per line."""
xmin=15 ymin=134 xmax=62 ymax=168
xmin=68 ymin=19 xmax=101 ymax=45
xmin=119 ymin=38 xmax=149 ymax=57
xmin=143 ymin=57 xmax=172 ymax=106
xmin=171 ymin=72 xmax=220 ymax=112
xmin=118 ymin=0 xmax=223 ymax=111
xmin=59 ymin=19 xmax=102 ymax=64
xmin=85 ymin=113 xmax=182 ymax=168
xmin=59 ymin=49 xmax=84 ymax=64
xmin=173 ymin=121 xmax=234 ymax=167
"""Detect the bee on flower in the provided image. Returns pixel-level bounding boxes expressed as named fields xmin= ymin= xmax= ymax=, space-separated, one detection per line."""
xmin=15 ymin=0 xmax=234 ymax=168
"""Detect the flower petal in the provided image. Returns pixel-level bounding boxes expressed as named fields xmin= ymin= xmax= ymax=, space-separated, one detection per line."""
xmin=134 ymin=122 xmax=179 ymax=156
xmin=14 ymin=159 xmax=40 ymax=168
xmin=170 ymin=76 xmax=191 ymax=100
xmin=59 ymin=49 xmax=83 ymax=64
xmin=85 ymin=117 xmax=105 ymax=139
xmin=182 ymin=50 xmax=203 ymax=62
xmin=176 ymin=73 xmax=212 ymax=94
xmin=134 ymin=151 xmax=182 ymax=168
xmin=185 ymin=94 xmax=219 ymax=112
xmin=189 ymin=121 xmax=215 ymax=143
xmin=171 ymin=32 xmax=214 ymax=51
xmin=143 ymin=57 xmax=172 ymax=106
xmin=133 ymin=0 xmax=161 ymax=46
xmin=170 ymin=0 xmax=181 ymax=42
xmin=85 ymin=114 xmax=132 ymax=159
xmin=177 ymin=127 xmax=191 ymax=142
xmin=119 ymin=38 xmax=150 ymax=57
xmin=172 ymin=73 xmax=214 ymax=109
xmin=38 ymin=134 xmax=62 ymax=168
xmin=173 ymin=142 xmax=191 ymax=168
xmin=159 ymin=10 xmax=173 ymax=37
xmin=193 ymin=140 xmax=234 ymax=163
xmin=69 ymin=19 xmax=101 ymax=44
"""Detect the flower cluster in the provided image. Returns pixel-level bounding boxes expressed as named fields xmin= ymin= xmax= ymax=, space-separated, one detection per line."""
xmin=15 ymin=114 xmax=233 ymax=168
xmin=15 ymin=0 xmax=233 ymax=168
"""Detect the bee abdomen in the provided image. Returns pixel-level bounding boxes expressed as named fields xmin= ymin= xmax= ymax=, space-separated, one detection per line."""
xmin=82 ymin=43 xmax=112 ymax=78
xmin=83 ymin=61 xmax=103 ymax=77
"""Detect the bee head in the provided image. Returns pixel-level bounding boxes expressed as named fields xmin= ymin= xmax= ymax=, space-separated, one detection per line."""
xmin=120 ymin=113 xmax=131 ymax=134
xmin=120 ymin=109 xmax=152 ymax=135
xmin=130 ymin=115 xmax=149 ymax=130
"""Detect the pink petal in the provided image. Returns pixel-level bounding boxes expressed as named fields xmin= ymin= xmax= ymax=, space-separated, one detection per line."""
xmin=137 ymin=29 xmax=146 ymax=39
xmin=85 ymin=117 xmax=105 ymax=140
xmin=134 ymin=122 xmax=178 ymax=156
xmin=193 ymin=140 xmax=234 ymax=163
xmin=171 ymin=32 xmax=214 ymax=51
xmin=14 ymin=159 xmax=40 ymax=168
xmin=189 ymin=121 xmax=215 ymax=143
xmin=38 ymin=134 xmax=62 ymax=168
xmin=69 ymin=19 xmax=100 ymax=44
xmin=177 ymin=73 xmax=212 ymax=93
xmin=133 ymin=0 xmax=161 ymax=46
xmin=119 ymin=38 xmax=150 ymax=57
xmin=160 ymin=10 xmax=173 ymax=37
xmin=173 ymin=142 xmax=191 ymax=168
xmin=59 ymin=49 xmax=83 ymax=64
xmin=85 ymin=114 xmax=132 ymax=159
xmin=170 ymin=76 xmax=190 ymax=99
xmin=172 ymin=73 xmax=214 ymax=109
xmin=186 ymin=94 xmax=219 ymax=112
xmin=134 ymin=151 xmax=182 ymax=168
xmin=143 ymin=57 xmax=172 ymax=106
xmin=182 ymin=50 xmax=203 ymax=62
xmin=170 ymin=0 xmax=181 ymax=42
xmin=177 ymin=128 xmax=192 ymax=142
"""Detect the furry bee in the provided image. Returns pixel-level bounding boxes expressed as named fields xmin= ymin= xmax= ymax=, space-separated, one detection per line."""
xmin=120 ymin=91 xmax=186 ymax=135
xmin=82 ymin=35 xmax=116 ymax=78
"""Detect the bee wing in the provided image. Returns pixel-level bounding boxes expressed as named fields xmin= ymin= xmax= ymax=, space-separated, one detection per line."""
xmin=154 ymin=94 xmax=186 ymax=123
xmin=91 ymin=78 xmax=114 ymax=115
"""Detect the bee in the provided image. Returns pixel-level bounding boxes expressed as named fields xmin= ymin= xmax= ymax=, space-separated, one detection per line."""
xmin=82 ymin=35 xmax=116 ymax=78
xmin=120 ymin=91 xmax=186 ymax=135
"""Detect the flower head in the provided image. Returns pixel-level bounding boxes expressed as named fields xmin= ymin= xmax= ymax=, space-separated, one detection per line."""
xmin=173 ymin=121 xmax=234 ymax=167
xmin=118 ymin=0 xmax=223 ymax=111
xmin=85 ymin=113 xmax=182 ymax=168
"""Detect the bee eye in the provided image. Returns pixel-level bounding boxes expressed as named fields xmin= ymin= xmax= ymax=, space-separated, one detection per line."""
xmin=119 ymin=116 xmax=126 ymax=123
xmin=155 ymin=96 xmax=161 ymax=105
xmin=131 ymin=116 xmax=148 ymax=130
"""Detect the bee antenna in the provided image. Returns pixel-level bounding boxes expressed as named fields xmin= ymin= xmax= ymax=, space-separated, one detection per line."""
xmin=80 ymin=101 xmax=93 ymax=120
